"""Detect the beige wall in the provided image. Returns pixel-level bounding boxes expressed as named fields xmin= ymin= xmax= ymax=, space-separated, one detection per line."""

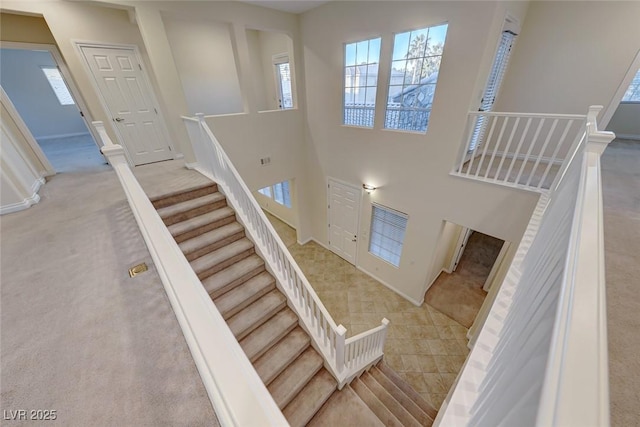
xmin=495 ymin=1 xmax=640 ymax=118
xmin=300 ymin=1 xmax=535 ymax=303
xmin=607 ymin=103 xmax=640 ymax=139
xmin=0 ymin=12 xmax=55 ymax=44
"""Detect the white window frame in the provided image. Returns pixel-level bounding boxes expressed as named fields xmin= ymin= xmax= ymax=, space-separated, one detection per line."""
xmin=384 ymin=23 xmax=448 ymax=134
xmin=368 ymin=203 xmax=409 ymax=268
xmin=621 ymin=68 xmax=640 ymax=103
xmin=257 ymin=180 xmax=291 ymax=208
xmin=273 ymin=53 xmax=293 ymax=110
xmin=41 ymin=66 xmax=75 ymax=105
xmin=343 ymin=36 xmax=382 ymax=128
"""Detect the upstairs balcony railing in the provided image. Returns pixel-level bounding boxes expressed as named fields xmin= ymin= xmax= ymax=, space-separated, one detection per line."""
xmin=436 ymin=106 xmax=614 ymax=426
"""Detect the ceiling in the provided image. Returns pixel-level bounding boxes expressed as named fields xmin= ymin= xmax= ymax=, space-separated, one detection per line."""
xmin=239 ymin=1 xmax=330 ymax=14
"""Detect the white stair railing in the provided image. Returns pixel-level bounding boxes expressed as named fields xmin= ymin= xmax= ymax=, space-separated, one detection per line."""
xmin=93 ymin=122 xmax=288 ymax=427
xmin=435 ymin=106 xmax=614 ymax=426
xmin=182 ymin=114 xmax=388 ymax=387
xmin=452 ymin=110 xmax=588 ymax=191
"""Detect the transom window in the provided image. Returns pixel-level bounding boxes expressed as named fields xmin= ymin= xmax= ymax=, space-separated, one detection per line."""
xmin=41 ymin=66 xmax=74 ymax=105
xmin=258 ymin=180 xmax=291 ymax=208
xmin=369 ymin=204 xmax=408 ymax=267
xmin=385 ymin=24 xmax=448 ymax=133
xmin=343 ymin=37 xmax=381 ymax=128
xmin=622 ymin=69 xmax=640 ymax=102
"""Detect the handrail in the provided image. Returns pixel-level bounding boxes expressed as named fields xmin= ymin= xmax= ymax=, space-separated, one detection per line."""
xmin=93 ymin=121 xmax=288 ymax=427
xmin=182 ymin=114 xmax=389 ymax=387
xmin=435 ymin=106 xmax=614 ymax=426
xmin=452 ymin=110 xmax=588 ymax=191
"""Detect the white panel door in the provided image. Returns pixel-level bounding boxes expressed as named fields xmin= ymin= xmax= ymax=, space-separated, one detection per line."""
xmin=80 ymin=46 xmax=173 ymax=166
xmin=328 ymin=179 xmax=360 ymax=265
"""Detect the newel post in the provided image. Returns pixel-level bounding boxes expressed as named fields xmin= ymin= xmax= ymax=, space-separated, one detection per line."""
xmin=585 ymin=105 xmax=615 ymax=156
xmin=335 ymin=324 xmax=347 ymax=373
xmin=93 ymin=121 xmax=127 ymax=166
xmin=380 ymin=318 xmax=390 ymax=348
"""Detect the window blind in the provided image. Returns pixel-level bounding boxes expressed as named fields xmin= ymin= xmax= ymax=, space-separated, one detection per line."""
xmin=369 ymin=204 xmax=408 ymax=267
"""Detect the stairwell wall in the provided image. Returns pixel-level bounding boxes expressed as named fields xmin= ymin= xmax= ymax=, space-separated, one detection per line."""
xmin=299 ymin=1 xmax=536 ymax=303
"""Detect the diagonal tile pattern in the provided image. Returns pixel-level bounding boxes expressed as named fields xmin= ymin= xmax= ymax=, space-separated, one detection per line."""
xmin=264 ymin=211 xmax=470 ymax=409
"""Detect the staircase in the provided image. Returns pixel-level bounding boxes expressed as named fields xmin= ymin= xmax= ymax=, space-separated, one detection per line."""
xmin=151 ymin=183 xmax=437 ymax=426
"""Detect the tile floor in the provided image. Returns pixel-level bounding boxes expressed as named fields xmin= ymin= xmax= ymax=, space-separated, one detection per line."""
xmin=263 ymin=211 xmax=470 ymax=409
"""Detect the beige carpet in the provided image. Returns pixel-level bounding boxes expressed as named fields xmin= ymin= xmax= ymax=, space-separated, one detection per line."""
xmin=602 ymin=139 xmax=640 ymax=426
xmin=424 ymin=232 xmax=503 ymax=328
xmin=1 ymin=163 xmax=218 ymax=426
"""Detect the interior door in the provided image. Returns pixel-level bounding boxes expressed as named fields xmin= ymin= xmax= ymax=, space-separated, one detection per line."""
xmin=328 ymin=179 xmax=360 ymax=265
xmin=80 ymin=45 xmax=173 ymax=166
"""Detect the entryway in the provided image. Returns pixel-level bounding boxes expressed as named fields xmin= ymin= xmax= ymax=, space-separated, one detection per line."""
xmin=327 ymin=178 xmax=361 ymax=265
xmin=0 ymin=46 xmax=105 ymax=173
xmin=425 ymin=223 xmax=508 ymax=328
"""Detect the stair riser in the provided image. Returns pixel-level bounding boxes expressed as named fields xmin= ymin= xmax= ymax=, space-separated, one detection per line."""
xmin=243 ymin=319 xmax=298 ymax=362
xmin=186 ymin=230 xmax=245 ymax=262
xmin=361 ymin=374 xmax=421 ymax=427
xmin=173 ymin=215 xmax=236 ymax=243
xmin=196 ymin=248 xmax=255 ymax=281
xmin=219 ymin=282 xmax=276 ymax=320
xmin=232 ymin=301 xmax=287 ymax=341
xmin=271 ymin=356 xmax=324 ymax=409
xmin=370 ymin=367 xmax=432 ymax=425
xmin=162 ymin=199 xmax=227 ymax=226
xmin=152 ymin=184 xmax=218 ymax=209
xmin=260 ymin=340 xmax=310 ymax=386
xmin=209 ymin=265 xmax=265 ymax=299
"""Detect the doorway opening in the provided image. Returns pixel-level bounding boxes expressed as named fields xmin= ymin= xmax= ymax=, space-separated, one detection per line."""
xmin=0 ymin=46 xmax=106 ymax=173
xmin=425 ymin=221 xmax=509 ymax=328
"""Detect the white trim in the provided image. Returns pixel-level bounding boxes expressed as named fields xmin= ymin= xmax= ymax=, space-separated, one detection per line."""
xmin=483 ymin=240 xmax=511 ymax=291
xmin=601 ymin=48 xmax=640 ymax=128
xmin=611 ymin=133 xmax=640 ymax=141
xmin=0 ymin=178 xmax=44 ymax=215
xmin=74 ymin=40 xmax=177 ymax=165
xmin=262 ymin=205 xmax=297 ymax=230
xmin=36 ymin=132 xmax=91 ymax=141
xmin=356 ymin=265 xmax=424 ymax=307
xmin=0 ymin=86 xmax=56 ymax=177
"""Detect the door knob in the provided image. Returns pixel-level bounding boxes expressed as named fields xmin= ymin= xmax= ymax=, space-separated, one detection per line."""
xmin=114 ymin=117 xmax=124 ymax=122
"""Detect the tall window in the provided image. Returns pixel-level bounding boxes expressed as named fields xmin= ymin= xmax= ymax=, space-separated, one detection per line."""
xmin=385 ymin=24 xmax=448 ymax=133
xmin=344 ymin=37 xmax=381 ymax=127
xmin=258 ymin=180 xmax=291 ymax=208
xmin=469 ymin=30 xmax=517 ymax=151
xmin=622 ymin=68 xmax=640 ymax=102
xmin=41 ymin=67 xmax=75 ymax=105
xmin=369 ymin=204 xmax=408 ymax=267
xmin=274 ymin=55 xmax=293 ymax=109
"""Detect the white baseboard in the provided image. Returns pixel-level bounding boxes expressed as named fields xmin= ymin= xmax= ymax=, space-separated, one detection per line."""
xmin=0 ymin=179 xmax=43 ymax=215
xmin=36 ymin=131 xmax=90 ymax=141
xmin=355 ymin=265 xmax=424 ymax=307
xmin=174 ymin=152 xmax=184 ymax=159
xmin=261 ymin=206 xmax=297 ymax=230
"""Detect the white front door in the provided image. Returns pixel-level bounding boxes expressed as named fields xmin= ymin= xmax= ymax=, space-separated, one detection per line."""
xmin=328 ymin=179 xmax=360 ymax=265
xmin=80 ymin=45 xmax=173 ymax=166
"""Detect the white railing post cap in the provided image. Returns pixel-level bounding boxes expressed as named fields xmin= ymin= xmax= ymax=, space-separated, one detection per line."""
xmin=336 ymin=324 xmax=347 ymax=336
xmin=381 ymin=318 xmax=390 ymax=326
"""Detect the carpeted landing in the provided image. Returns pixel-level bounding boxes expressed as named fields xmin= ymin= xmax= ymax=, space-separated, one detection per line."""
xmin=152 ymin=182 xmax=439 ymax=426
xmin=425 ymin=231 xmax=504 ymax=328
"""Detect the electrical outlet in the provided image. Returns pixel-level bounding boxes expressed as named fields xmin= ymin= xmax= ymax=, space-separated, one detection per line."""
xmin=260 ymin=157 xmax=271 ymax=166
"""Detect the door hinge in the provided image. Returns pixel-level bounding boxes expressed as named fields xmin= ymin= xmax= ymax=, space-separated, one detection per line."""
xmin=79 ymin=111 xmax=84 ymax=117
xmin=168 ymin=146 xmax=172 ymax=151
xmin=154 ymin=108 xmax=158 ymax=114
xmin=138 ymin=63 xmax=142 ymax=70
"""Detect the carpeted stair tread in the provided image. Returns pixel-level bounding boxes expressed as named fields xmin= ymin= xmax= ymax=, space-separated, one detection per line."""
xmin=179 ymin=222 xmax=245 ymax=262
xmin=158 ymin=192 xmax=226 ymax=226
xmin=361 ymin=372 xmax=423 ymax=427
xmin=240 ymin=308 xmax=298 ymax=362
xmin=168 ymin=207 xmax=235 ymax=242
xmin=254 ymin=327 xmax=310 ymax=386
xmin=378 ymin=361 xmax=438 ymax=419
xmin=283 ymin=369 xmax=337 ymax=427
xmin=352 ymin=377 xmax=403 ymax=427
xmin=190 ymin=238 xmax=254 ymax=280
xmin=151 ymin=183 xmax=218 ymax=209
xmin=213 ymin=271 xmax=275 ymax=320
xmin=202 ymin=254 xmax=265 ymax=298
xmin=269 ymin=348 xmax=324 ymax=409
xmin=227 ymin=290 xmax=287 ymax=340
xmin=370 ymin=366 xmax=433 ymax=425
xmin=308 ymin=385 xmax=384 ymax=427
